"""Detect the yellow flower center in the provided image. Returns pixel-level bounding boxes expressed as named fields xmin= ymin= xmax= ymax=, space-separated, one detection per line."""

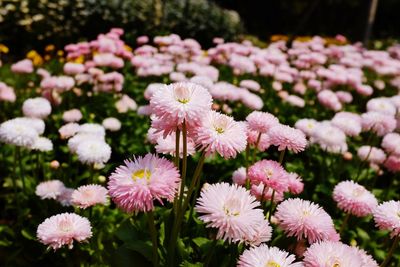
xmin=307 ymin=123 xmax=314 ymax=129
xmin=215 ymin=127 xmax=225 ymax=134
xmin=265 ymin=168 xmax=274 ymax=178
xmin=265 ymin=261 xmax=281 ymax=267
xmin=132 ymin=169 xmax=151 ymax=181
xmin=223 ymin=197 xmax=241 ymax=216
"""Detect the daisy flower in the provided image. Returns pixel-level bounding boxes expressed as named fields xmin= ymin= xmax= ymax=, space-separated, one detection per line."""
xmin=71 ymin=184 xmax=109 ymax=209
xmin=268 ymin=124 xmax=307 ymax=153
xmin=373 ymin=200 xmax=400 ymax=237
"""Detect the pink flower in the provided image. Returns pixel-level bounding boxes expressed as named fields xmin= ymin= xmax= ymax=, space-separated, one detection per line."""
xmin=287 ymin=173 xmax=304 ymax=194
xmin=62 ymin=109 xmax=83 ymax=122
xmin=238 ymin=244 xmax=302 ymax=267
xmin=11 ymin=59 xmax=33 ymax=73
xmin=333 ymin=180 xmax=377 ymax=217
xmin=22 ymin=97 xmax=52 ymax=119
xmin=367 ymin=97 xmax=396 ymax=116
xmin=269 ymin=124 xmax=307 ymax=153
xmin=381 ymin=133 xmax=400 ymax=156
xmin=195 ymin=111 xmax=247 ymax=158
xmin=35 ymin=180 xmax=66 ymax=200
xmin=37 ymin=213 xmax=92 ymax=250
xmin=0 ymin=82 xmax=16 ymax=102
xmin=384 ymin=155 xmax=400 ymax=172
xmin=373 ymin=200 xmax=400 ymax=237
xmin=317 ymin=90 xmax=342 ymax=111
xmin=239 ymin=80 xmax=261 ymax=92
xmin=331 ymin=112 xmax=362 ymax=137
xmin=232 ymin=167 xmax=247 ymax=185
xmin=361 ymin=112 xmax=396 ymax=136
xmin=357 ymin=146 xmax=386 ymax=164
xmin=71 ymin=184 xmax=108 ymax=209
xmin=275 ymin=198 xmax=338 ymax=244
xmin=195 ymin=182 xmax=265 ymax=244
xmin=108 ymin=154 xmax=180 ymax=212
xmin=59 ymin=123 xmax=80 ymax=139
xmin=295 ymin=119 xmax=319 ymax=136
xmin=102 ymin=117 xmax=121 ymax=132
xmin=240 ymin=91 xmax=264 ymax=110
xmin=57 ymin=188 xmax=74 ymax=206
xmin=303 ymin=241 xmax=370 ymax=267
xmin=63 ymin=62 xmax=85 ymax=75
xmin=250 ymin=184 xmax=284 ymax=203
xmin=155 ymin=132 xmax=196 ymax=158
xmin=247 ymin=129 xmax=271 ymax=152
xmin=285 ymin=95 xmax=305 ymax=108
xmin=248 ymin=160 xmax=289 ymax=193
xmin=246 ymin=111 xmax=279 ymax=134
xmin=335 ymin=91 xmax=353 ymax=103
xmin=312 ymin=122 xmax=347 ymax=153
xmin=136 ymin=35 xmax=149 ymax=45
xmin=115 ymin=94 xmax=137 ymax=113
xmin=150 ymin=82 xmax=212 ymax=135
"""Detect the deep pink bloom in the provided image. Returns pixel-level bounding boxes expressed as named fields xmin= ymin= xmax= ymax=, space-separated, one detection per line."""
xmin=275 ymin=198 xmax=338 ymax=244
xmin=108 ymin=154 xmax=180 ymax=212
xmin=248 ymin=160 xmax=289 ymax=193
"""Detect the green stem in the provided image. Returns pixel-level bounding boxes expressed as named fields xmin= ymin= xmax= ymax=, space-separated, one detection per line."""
xmin=204 ymin=238 xmax=218 ymax=267
xmin=13 ymin=147 xmax=20 ymax=211
xmin=252 ymin=133 xmax=262 ymax=163
xmin=177 ymin=121 xmax=188 ymax=215
xmin=380 ymin=236 xmax=399 ymax=267
xmin=174 ymin=129 xmax=181 ymax=168
xmin=278 ymin=149 xmax=286 ymax=165
xmin=260 ymin=185 xmax=268 ymax=207
xmin=148 ymin=211 xmax=159 ymax=267
xmin=339 ymin=213 xmax=350 ymax=235
xmin=16 ymin=147 xmax=25 ymax=192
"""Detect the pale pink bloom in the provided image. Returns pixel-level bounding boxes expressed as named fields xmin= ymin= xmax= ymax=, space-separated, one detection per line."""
xmin=287 ymin=173 xmax=304 ymax=195
xmin=59 ymin=123 xmax=80 ymax=139
xmin=246 ymin=111 xmax=279 ymax=134
xmin=293 ymin=82 xmax=307 ymax=95
xmin=361 ymin=111 xmax=396 ymax=136
xmin=357 ymin=146 xmax=386 ymax=164
xmin=35 ymin=180 xmax=66 ymax=200
xmin=169 ymin=72 xmax=186 ymax=82
xmin=37 ymin=68 xmax=51 ymax=78
xmin=137 ymin=105 xmax=153 ymax=116
xmin=331 ymin=112 xmax=362 ymax=137
xmin=62 ymin=109 xmax=82 ymax=122
xmin=11 ymin=59 xmax=33 ymax=73
xmin=150 ymin=82 xmax=212 ymax=135
xmin=37 ymin=213 xmax=92 ymax=250
xmin=356 ymin=84 xmax=373 ymax=96
xmin=384 ymin=155 xmax=400 ymax=172
xmin=247 ymin=129 xmax=271 ymax=152
xmin=272 ymin=81 xmax=283 ymax=91
xmin=240 ymin=91 xmax=264 ymax=110
xmin=285 ymin=95 xmax=305 ymax=107
xmin=232 ymin=167 xmax=247 ymax=185
xmin=144 ymin=83 xmax=164 ymax=100
xmin=155 ymin=132 xmax=196 ymax=158
xmin=57 ymin=188 xmax=74 ymax=206
xmin=0 ymin=82 xmax=16 ymax=102
xmin=275 ymin=198 xmax=338 ymax=244
xmin=333 ymin=180 xmax=377 ymax=217
xmin=382 ymin=133 xmax=400 ymax=156
xmin=63 ymin=62 xmax=85 ymax=75
xmin=335 ymin=91 xmax=353 ymax=103
xmin=303 ymin=241 xmax=367 ymax=267
xmin=195 ymin=182 xmax=265 ymax=244
xmin=108 ymin=154 xmax=180 ymax=212
xmin=317 ymin=90 xmax=342 ymax=111
xmin=238 ymin=244 xmax=303 ymax=267
xmin=115 ymin=95 xmax=137 ymax=113
xmin=248 ymin=160 xmax=289 ymax=193
xmin=351 ymin=247 xmax=379 ymax=267
xmin=250 ymin=184 xmax=284 ymax=203
xmin=68 ymin=134 xmax=104 ymax=153
xmin=269 ymin=124 xmax=307 ymax=153
xmin=240 ymin=80 xmax=260 ymax=92
xmin=71 ymin=184 xmax=108 ymax=209
xmin=295 ymin=119 xmax=319 ymax=136
xmin=136 ymin=35 xmax=149 ymax=45
xmin=195 ymin=111 xmax=247 ymax=158
xmin=313 ymin=122 xmax=348 ymax=153
xmin=0 ymin=119 xmax=39 ymax=147
xmin=102 ymin=117 xmax=121 ymax=131
xmin=373 ymin=200 xmax=400 ymax=237
xmin=22 ymin=97 xmax=52 ymax=119
xmin=78 ymin=123 xmax=106 ymax=137
xmin=367 ymin=97 xmax=397 ymax=116
xmin=244 ymin=219 xmax=273 ymax=246
xmin=76 ymin=139 xmax=111 ymax=165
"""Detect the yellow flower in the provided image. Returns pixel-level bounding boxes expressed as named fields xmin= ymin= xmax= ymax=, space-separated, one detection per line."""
xmin=270 ymin=35 xmax=288 ymax=42
xmin=45 ymin=44 xmax=55 ymax=52
xmin=124 ymin=45 xmax=132 ymax=52
xmin=57 ymin=50 xmax=64 ymax=56
xmin=71 ymin=55 xmax=85 ymax=64
xmin=26 ymin=50 xmax=39 ymax=58
xmin=0 ymin=44 xmax=9 ymax=54
xmin=44 ymin=55 xmax=51 ymax=61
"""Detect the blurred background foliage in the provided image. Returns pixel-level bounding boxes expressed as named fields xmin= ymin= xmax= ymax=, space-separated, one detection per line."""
xmin=0 ymin=0 xmax=400 ymax=56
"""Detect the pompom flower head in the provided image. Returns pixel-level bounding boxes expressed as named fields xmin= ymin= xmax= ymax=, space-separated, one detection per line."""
xmin=71 ymin=184 xmax=109 ymax=209
xmin=195 ymin=182 xmax=266 ymax=244
xmin=246 ymin=111 xmax=279 ymax=134
xmin=22 ymin=97 xmax=52 ymax=119
xmin=333 ymin=180 xmax=377 ymax=217
xmin=35 ymin=180 xmax=66 ymax=200
xmin=195 ymin=111 xmax=247 ymax=158
xmin=373 ymin=200 xmax=400 ymax=238
xmin=269 ymin=124 xmax=307 ymax=153
xmin=248 ymin=160 xmax=289 ymax=193
xmin=238 ymin=244 xmax=303 ymax=267
xmin=108 ymin=154 xmax=180 ymax=212
xmin=0 ymin=119 xmax=39 ymax=147
xmin=76 ymin=139 xmax=111 ymax=165
xmin=150 ymin=82 xmax=212 ymax=134
xmin=37 ymin=213 xmax=92 ymax=250
xmin=275 ymin=198 xmax=338 ymax=244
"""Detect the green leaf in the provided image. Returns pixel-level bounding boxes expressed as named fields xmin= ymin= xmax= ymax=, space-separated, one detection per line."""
xmin=356 ymin=227 xmax=370 ymax=241
xmin=180 ymin=261 xmax=203 ymax=267
xmin=125 ymin=239 xmax=153 ymax=263
xmin=21 ymin=229 xmax=35 ymax=240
